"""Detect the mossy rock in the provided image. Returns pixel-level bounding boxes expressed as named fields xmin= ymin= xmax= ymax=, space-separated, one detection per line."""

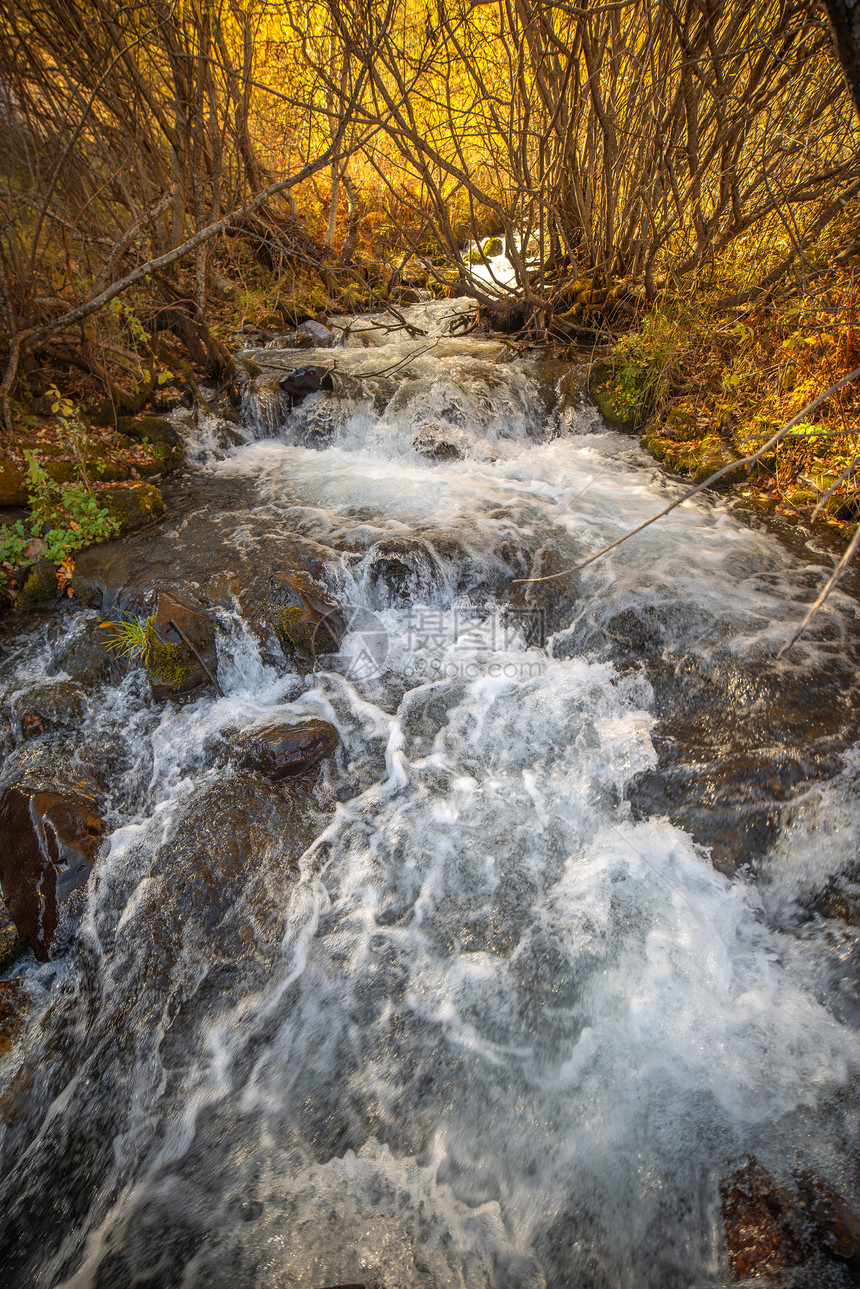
xmin=482 ymin=237 xmax=504 ymax=257
xmin=115 ymin=416 xmax=184 ymax=473
xmin=15 ymin=560 xmax=59 ymax=610
xmin=0 ymin=455 xmax=27 ymax=506
xmin=93 ymin=482 xmax=164 ymax=534
xmin=689 ymin=437 xmax=746 ymax=488
xmin=644 ymin=434 xmax=671 ymax=461
xmin=273 ymin=604 xmax=336 ymax=661
xmin=589 ymin=359 xmax=640 ymax=433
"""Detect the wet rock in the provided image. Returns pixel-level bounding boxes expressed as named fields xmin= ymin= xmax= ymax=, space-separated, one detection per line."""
xmin=722 ymin=1161 xmax=810 ymax=1281
xmin=362 ymin=537 xmax=443 ymax=606
xmin=0 ymin=778 xmax=104 ymax=960
xmin=260 ymin=570 xmax=345 ymax=663
xmin=51 ymin=627 xmax=117 ymax=687
xmin=504 ymin=545 xmax=578 ymax=643
xmin=123 ymin=774 xmax=324 ymax=977
xmin=293 ymin=320 xmax=335 ymax=348
xmin=0 ymin=896 xmax=24 ymax=972
xmin=721 ymin=1160 xmax=860 ymax=1285
xmin=413 ymin=426 xmax=462 ymax=461
xmin=278 ymin=366 xmax=334 ymax=409
xmin=231 ymin=719 xmax=339 ymax=782
xmin=12 ymin=680 xmax=87 ymax=740
xmin=148 ymin=589 xmax=218 ymax=700
xmin=94 ymin=481 xmax=165 ymax=534
xmin=115 ymin=415 xmax=184 ymax=474
xmin=0 ymin=980 xmax=29 ymax=1058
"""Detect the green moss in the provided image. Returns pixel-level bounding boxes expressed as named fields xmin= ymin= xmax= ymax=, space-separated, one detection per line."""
xmin=16 ymin=561 xmax=58 ymax=610
xmin=145 ymin=628 xmax=197 ymax=688
xmin=483 ymin=237 xmax=504 ymax=257
xmin=273 ymin=604 xmax=338 ymax=662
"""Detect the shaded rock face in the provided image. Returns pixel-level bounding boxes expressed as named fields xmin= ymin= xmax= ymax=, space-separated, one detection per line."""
xmin=721 ymin=1159 xmax=860 ymax=1285
xmin=0 ymin=779 xmax=104 ymax=960
xmin=231 ymin=719 xmax=339 ymax=782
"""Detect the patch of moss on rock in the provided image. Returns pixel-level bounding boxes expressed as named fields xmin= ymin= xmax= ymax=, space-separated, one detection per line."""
xmin=146 ymin=630 xmax=198 ymax=691
xmin=641 ymin=432 xmax=745 ymax=489
xmin=589 ymin=359 xmax=640 ymax=433
xmin=115 ymin=416 xmax=184 ymax=474
xmin=15 ymin=560 xmax=58 ymax=610
xmin=0 ymin=455 xmax=27 ymax=506
xmin=93 ymin=482 xmax=165 ymax=534
xmin=483 ymin=237 xmax=504 ymax=257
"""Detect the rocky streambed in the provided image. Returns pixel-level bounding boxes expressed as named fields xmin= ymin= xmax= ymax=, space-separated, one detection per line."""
xmin=1 ymin=299 xmax=860 ymax=1288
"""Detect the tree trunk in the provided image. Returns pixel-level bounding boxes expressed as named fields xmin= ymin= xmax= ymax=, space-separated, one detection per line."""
xmin=821 ymin=0 xmax=860 ymax=123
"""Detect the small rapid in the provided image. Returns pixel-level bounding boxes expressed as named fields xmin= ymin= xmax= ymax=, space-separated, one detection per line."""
xmin=1 ymin=299 xmax=859 ymax=1288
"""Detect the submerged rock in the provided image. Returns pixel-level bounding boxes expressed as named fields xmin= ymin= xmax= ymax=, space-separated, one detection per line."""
xmin=0 ymin=777 xmax=104 ymax=960
xmin=231 ymin=719 xmax=339 ymax=782
xmin=413 ymin=426 xmax=462 ymax=461
xmin=721 ymin=1159 xmax=860 ymax=1285
xmin=361 ymin=536 xmax=443 ymax=606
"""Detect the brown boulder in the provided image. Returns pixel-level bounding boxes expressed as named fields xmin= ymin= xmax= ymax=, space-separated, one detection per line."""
xmin=0 ymin=780 xmax=104 ymax=960
xmin=148 ymin=589 xmax=218 ymax=700
xmin=232 ymin=719 xmax=339 ymax=782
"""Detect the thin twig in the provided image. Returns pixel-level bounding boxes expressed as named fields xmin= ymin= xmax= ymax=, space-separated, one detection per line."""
xmin=778 ymin=523 xmax=860 ymax=656
xmin=169 ymin=617 xmax=224 ymax=696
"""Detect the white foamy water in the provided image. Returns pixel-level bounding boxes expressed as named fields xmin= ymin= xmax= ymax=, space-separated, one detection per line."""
xmin=1 ymin=300 xmax=860 ymax=1289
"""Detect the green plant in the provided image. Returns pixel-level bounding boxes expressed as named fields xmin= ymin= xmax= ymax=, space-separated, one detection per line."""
xmin=101 ymin=613 xmax=153 ymax=663
xmin=23 ymin=450 xmax=120 ymax=563
xmin=610 ymin=311 xmax=686 ymax=420
xmin=0 ymin=519 xmax=28 ymax=565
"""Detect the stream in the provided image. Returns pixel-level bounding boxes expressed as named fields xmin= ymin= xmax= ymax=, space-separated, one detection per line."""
xmin=1 ymin=299 xmax=859 ymax=1288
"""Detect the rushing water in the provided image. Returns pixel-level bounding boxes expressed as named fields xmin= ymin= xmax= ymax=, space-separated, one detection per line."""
xmin=1 ymin=300 xmax=860 ymax=1288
